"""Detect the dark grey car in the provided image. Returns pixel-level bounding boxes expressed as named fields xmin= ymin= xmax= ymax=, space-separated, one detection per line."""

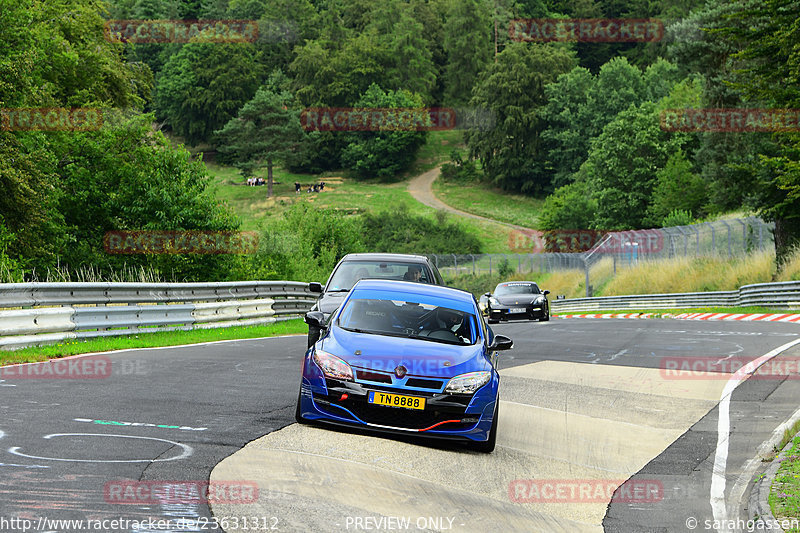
xmin=305 ymin=253 xmax=445 ymax=347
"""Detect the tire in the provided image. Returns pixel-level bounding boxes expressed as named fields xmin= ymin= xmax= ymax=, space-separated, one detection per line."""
xmin=472 ymin=403 xmax=498 ymax=453
xmin=539 ymin=310 xmax=550 ymax=322
xmin=487 ymin=317 xmax=498 ymax=324
xmin=295 ymin=388 xmax=308 ymax=424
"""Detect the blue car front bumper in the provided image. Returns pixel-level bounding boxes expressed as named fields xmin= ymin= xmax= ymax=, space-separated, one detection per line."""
xmin=297 ymin=355 xmax=499 ymax=442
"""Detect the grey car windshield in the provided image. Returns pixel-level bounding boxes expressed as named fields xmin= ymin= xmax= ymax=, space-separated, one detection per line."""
xmin=495 ymin=283 xmax=540 ymax=296
xmin=327 ymin=262 xmax=431 ymax=291
xmin=337 ymin=298 xmax=478 ymax=345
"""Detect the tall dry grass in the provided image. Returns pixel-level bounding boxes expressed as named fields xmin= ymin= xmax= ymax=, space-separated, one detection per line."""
xmin=777 ymin=246 xmax=800 ymax=281
xmin=599 ymin=249 xmax=776 ymax=296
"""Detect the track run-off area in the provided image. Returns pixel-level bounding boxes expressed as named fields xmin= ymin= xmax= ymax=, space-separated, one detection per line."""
xmin=1 ymin=319 xmax=799 ymax=532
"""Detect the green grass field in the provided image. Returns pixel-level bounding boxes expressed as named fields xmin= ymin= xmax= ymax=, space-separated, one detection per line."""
xmin=205 ymin=131 xmax=519 ymax=253
xmin=0 ymin=320 xmax=307 ymax=365
xmin=433 ymin=179 xmax=545 ymax=228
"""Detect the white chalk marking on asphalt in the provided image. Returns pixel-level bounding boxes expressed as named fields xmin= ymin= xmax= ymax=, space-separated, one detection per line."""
xmin=8 ymin=433 xmax=193 ymax=463
xmin=710 ymin=338 xmax=800 ymax=532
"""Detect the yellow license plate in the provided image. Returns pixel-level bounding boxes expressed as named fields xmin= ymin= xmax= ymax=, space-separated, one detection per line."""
xmin=368 ymin=391 xmax=425 ymax=410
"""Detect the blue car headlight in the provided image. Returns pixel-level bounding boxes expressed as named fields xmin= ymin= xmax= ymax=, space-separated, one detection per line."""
xmin=313 ymin=350 xmax=354 ymax=381
xmin=444 ymin=371 xmax=491 ymax=394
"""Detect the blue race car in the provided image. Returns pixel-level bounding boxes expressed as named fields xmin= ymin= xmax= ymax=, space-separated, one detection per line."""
xmin=295 ymin=279 xmax=513 ymax=452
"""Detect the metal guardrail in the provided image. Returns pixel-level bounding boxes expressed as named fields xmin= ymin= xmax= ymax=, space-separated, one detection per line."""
xmin=550 ymin=281 xmax=800 ymax=313
xmin=0 ymin=281 xmax=316 ymax=350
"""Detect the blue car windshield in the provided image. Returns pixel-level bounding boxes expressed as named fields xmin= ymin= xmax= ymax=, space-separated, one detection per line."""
xmin=337 ymin=297 xmax=479 ymax=346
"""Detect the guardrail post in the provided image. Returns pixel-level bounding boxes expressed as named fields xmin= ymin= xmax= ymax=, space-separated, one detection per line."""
xmin=471 ymin=254 xmax=475 ymax=274
xmin=452 ymin=254 xmax=457 ymax=274
xmin=488 ymin=255 xmax=492 ymax=276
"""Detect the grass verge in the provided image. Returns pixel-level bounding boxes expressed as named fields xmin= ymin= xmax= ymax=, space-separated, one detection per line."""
xmin=432 ymin=178 xmax=544 ymax=228
xmin=0 ymin=320 xmax=307 ymax=365
xmin=769 ymin=433 xmax=800 ymax=532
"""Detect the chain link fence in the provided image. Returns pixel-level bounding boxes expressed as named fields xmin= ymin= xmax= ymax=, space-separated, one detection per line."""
xmin=429 ymin=217 xmax=775 ymax=296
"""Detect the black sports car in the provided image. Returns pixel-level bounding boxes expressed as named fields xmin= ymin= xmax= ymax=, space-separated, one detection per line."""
xmin=484 ymin=281 xmax=550 ymax=323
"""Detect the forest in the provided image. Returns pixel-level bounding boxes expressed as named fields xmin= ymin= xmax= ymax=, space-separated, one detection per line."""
xmin=1 ymin=0 xmax=798 ymax=282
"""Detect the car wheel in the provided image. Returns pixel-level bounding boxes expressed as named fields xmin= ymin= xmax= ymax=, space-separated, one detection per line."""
xmin=295 ymin=389 xmax=308 ymax=424
xmin=539 ymin=310 xmax=549 ymax=322
xmin=487 ymin=317 xmax=498 ymax=324
xmin=472 ymin=402 xmax=498 ymax=453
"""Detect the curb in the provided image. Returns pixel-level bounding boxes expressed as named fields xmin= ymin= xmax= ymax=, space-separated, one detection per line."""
xmin=750 ymin=439 xmax=795 ymax=532
xmin=553 ymin=312 xmax=800 ymax=322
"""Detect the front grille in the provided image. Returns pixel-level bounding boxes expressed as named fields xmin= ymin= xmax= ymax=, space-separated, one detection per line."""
xmin=356 ymin=370 xmax=392 ymax=383
xmin=406 ymin=377 xmax=444 ymax=389
xmin=345 ymin=401 xmax=472 ymax=431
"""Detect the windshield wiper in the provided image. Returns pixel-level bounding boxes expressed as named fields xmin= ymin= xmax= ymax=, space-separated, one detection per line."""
xmin=325 ymin=288 xmax=350 ymax=293
xmin=340 ymin=326 xmax=373 ymax=334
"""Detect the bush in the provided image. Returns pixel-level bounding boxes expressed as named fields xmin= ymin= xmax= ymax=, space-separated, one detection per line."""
xmin=440 ymin=149 xmax=481 ymax=183
xmin=361 ymin=206 xmax=481 ymax=254
xmin=538 ymin=180 xmax=597 ymax=230
xmin=257 ymin=204 xmax=366 ymax=282
xmin=661 ymin=209 xmax=694 ymax=227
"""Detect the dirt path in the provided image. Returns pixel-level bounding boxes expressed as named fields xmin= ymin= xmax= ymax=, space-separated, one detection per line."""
xmin=407 ymin=166 xmax=533 ymax=231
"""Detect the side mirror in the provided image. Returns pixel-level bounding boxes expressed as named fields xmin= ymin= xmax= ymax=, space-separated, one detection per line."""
xmin=483 ymin=292 xmax=491 ymax=297
xmin=489 ymin=334 xmax=513 ymax=351
xmin=304 ymin=311 xmax=327 ymax=329
xmin=308 ymin=282 xmax=323 ymax=293
xmin=543 ymin=290 xmax=550 ymax=296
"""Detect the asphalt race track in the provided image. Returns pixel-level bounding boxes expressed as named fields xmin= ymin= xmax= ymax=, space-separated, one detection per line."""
xmin=1 ymin=319 xmax=799 ymax=532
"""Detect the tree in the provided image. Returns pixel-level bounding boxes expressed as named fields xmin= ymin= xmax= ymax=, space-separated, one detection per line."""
xmin=215 ymin=79 xmax=304 ymax=197
xmin=718 ymin=0 xmax=800 ymax=263
xmin=537 ymin=180 xmax=597 ymax=230
xmin=155 ymin=42 xmax=261 ymax=145
xmin=340 ymin=84 xmax=429 ymax=179
xmin=541 ymin=67 xmax=596 ymax=187
xmin=585 ymin=102 xmax=685 ymax=229
xmin=382 ymin=3 xmax=437 ymax=103
xmin=442 ymin=0 xmax=492 ymax=106
xmin=465 ymin=42 xmax=575 ymax=193
xmin=645 ymin=150 xmax=708 ymax=226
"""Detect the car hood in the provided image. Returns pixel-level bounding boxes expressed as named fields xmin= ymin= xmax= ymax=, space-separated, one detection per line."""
xmin=493 ymin=294 xmax=546 ymax=305
xmin=316 ymin=291 xmax=348 ymax=315
xmin=321 ymin=325 xmax=490 ymax=379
